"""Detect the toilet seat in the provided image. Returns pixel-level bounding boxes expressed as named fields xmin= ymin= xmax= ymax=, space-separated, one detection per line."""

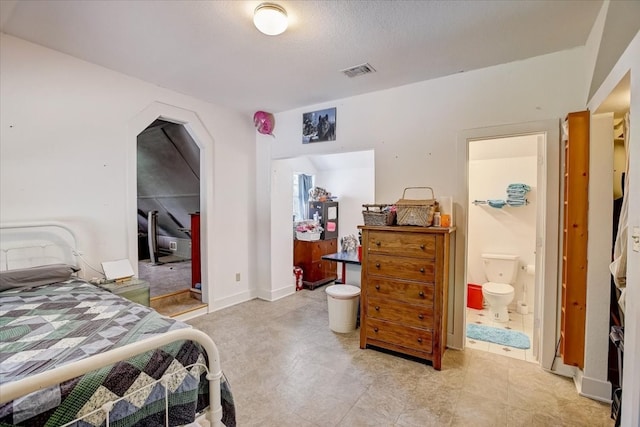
xmin=482 ymin=282 xmax=514 ymax=295
xmin=326 ymin=284 xmax=360 ymax=299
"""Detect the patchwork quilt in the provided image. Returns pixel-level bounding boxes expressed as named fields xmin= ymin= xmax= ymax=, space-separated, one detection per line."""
xmin=0 ymin=279 xmax=235 ymax=427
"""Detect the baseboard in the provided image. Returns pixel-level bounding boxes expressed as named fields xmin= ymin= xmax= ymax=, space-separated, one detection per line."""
xmin=209 ymin=289 xmax=252 ymax=311
xmin=575 ymin=369 xmax=612 ymax=403
xmin=256 ymin=284 xmax=296 ymax=302
xmin=173 ymin=306 xmax=209 ymax=322
xmin=185 ymin=285 xmax=295 ymax=316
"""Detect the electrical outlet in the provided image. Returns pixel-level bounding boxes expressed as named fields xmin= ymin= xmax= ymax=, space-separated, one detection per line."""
xmin=235 ymin=273 xmax=241 ymax=282
xmin=169 ymin=241 xmax=177 ymax=251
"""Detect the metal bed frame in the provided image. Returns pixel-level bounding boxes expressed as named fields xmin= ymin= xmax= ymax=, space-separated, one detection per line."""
xmin=0 ymin=222 xmax=224 ymax=426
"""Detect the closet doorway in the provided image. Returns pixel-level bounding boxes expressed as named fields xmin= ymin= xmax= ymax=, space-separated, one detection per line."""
xmin=592 ymin=71 xmax=630 ymax=397
xmin=136 ymin=119 xmax=203 ymax=313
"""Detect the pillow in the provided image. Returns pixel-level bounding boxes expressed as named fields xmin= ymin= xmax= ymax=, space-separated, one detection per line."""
xmin=0 ymin=263 xmax=80 ymax=291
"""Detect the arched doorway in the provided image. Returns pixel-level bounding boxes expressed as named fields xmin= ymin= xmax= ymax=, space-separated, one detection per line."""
xmin=127 ymin=103 xmax=215 ymax=319
xmin=136 ymin=119 xmax=202 ymax=307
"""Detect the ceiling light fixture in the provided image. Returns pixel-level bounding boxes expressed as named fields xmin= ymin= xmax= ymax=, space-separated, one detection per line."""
xmin=253 ymin=3 xmax=288 ymax=36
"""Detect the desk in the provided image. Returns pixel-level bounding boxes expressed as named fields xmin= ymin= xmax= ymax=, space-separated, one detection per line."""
xmin=321 ymin=251 xmax=361 ymax=285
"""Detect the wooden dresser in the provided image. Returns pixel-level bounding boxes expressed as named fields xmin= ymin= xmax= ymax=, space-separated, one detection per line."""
xmin=293 ymin=238 xmax=338 ymax=290
xmin=358 ymin=225 xmax=455 ymax=370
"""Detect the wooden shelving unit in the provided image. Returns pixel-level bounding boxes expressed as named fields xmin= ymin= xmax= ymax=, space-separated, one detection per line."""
xmin=560 ymin=110 xmax=589 ymax=369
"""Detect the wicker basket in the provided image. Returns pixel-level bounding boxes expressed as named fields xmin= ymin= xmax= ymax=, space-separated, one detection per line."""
xmin=296 ymin=231 xmax=321 ymax=241
xmin=362 ymin=204 xmax=396 ymax=226
xmin=396 ymin=187 xmax=438 ymax=227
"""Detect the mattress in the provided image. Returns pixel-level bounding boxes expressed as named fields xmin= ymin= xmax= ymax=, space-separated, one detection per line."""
xmin=0 ymin=278 xmax=235 ymax=426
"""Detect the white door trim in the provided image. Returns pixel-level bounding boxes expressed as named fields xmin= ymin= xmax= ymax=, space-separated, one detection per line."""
xmin=127 ymin=102 xmax=215 ymax=307
xmin=453 ymin=119 xmax=560 ymax=370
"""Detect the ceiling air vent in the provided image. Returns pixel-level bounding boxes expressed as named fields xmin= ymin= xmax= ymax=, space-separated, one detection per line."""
xmin=340 ymin=63 xmax=376 ymax=78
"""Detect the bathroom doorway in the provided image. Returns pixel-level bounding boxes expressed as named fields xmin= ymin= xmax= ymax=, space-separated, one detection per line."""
xmin=455 ymin=119 xmax=561 ymax=370
xmin=465 ymin=134 xmax=540 ymax=363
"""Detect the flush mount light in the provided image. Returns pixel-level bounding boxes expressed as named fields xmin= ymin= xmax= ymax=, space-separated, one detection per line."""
xmin=253 ymin=3 xmax=288 ymax=36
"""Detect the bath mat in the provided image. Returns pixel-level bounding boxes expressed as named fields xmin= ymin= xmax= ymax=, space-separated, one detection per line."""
xmin=466 ymin=323 xmax=530 ymax=349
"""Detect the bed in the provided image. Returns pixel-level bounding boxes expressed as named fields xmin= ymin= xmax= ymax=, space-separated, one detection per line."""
xmin=0 ymin=223 xmax=235 ymax=427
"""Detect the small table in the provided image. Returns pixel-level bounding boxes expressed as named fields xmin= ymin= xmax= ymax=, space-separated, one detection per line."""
xmin=321 ymin=251 xmax=361 ymax=284
xmin=98 ymin=278 xmax=150 ymax=306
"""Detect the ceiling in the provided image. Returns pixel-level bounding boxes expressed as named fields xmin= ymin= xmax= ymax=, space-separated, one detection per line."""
xmin=0 ymin=0 xmax=603 ymax=115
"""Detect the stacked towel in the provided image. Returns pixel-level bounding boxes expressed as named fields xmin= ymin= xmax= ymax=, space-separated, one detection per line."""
xmin=506 ymin=183 xmax=530 ymax=206
xmin=506 ymin=198 xmax=527 ymax=207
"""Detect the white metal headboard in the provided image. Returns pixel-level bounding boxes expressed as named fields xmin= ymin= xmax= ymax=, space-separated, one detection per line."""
xmin=0 ymin=222 xmax=79 ymax=271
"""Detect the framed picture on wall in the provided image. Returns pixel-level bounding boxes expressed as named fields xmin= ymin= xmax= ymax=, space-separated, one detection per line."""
xmin=302 ymin=107 xmax=336 ymax=143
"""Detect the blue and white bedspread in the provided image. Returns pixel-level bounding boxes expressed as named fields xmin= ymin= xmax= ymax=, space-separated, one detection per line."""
xmin=0 ymin=279 xmax=235 ymax=427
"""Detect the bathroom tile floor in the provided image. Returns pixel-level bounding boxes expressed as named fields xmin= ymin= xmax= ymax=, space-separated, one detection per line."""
xmin=188 ymin=288 xmax=613 ymax=426
xmin=465 ymin=305 xmax=536 ymax=363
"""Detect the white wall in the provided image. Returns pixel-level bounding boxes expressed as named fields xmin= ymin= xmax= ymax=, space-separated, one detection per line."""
xmin=0 ymin=34 xmax=257 ymax=310
xmin=264 ymin=152 xmax=374 ymax=299
xmin=579 ymin=113 xmax=614 ymax=401
xmin=587 ymin=28 xmax=640 ymax=425
xmin=266 ymin=158 xmax=301 ymax=300
xmin=467 ymin=137 xmax=538 ymax=311
xmin=257 ymin=47 xmax=589 ymax=346
xmin=314 ymin=154 xmax=375 ymax=245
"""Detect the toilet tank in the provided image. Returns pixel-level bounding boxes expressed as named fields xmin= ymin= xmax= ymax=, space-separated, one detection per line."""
xmin=481 ymin=253 xmax=519 ymax=284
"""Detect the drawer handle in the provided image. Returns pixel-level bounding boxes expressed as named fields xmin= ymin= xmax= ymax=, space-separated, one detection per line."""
xmin=420 ymin=244 xmax=425 ymax=250
xmin=419 ymin=291 xmax=425 ymax=297
xmin=376 ymin=241 xmax=381 ymax=246
xmin=418 ymin=314 xmax=424 ymax=320
xmin=375 ymin=284 xmax=380 ymax=290
xmin=375 ymin=306 xmax=380 ymax=311
xmin=374 ymin=327 xmax=379 ymax=333
xmin=420 ymin=267 xmax=425 ymax=273
xmin=417 ymin=337 xmax=423 ymax=343
xmin=376 ymin=263 xmax=381 ymax=269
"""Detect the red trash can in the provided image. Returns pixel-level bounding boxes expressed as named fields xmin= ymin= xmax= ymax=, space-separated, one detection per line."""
xmin=467 ymin=283 xmax=483 ymax=309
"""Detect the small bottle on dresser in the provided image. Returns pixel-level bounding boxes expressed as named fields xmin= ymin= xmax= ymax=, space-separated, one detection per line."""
xmin=433 ymin=211 xmax=441 ymax=227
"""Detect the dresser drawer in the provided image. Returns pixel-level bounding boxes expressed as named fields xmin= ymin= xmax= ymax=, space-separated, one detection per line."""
xmin=310 ymin=239 xmax=337 ymax=259
xmin=366 ymin=231 xmax=436 ymax=259
xmin=366 ymin=318 xmax=433 ymax=353
xmin=367 ymin=297 xmax=434 ymax=329
xmin=367 ymin=254 xmax=435 ymax=282
xmin=365 ymin=278 xmax=434 ymax=306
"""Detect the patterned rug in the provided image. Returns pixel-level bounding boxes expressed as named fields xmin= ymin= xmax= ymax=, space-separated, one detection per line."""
xmin=466 ymin=323 xmax=530 ymax=349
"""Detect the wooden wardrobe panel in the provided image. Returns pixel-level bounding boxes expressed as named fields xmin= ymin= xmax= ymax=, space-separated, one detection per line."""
xmin=560 ymin=110 xmax=589 ymax=369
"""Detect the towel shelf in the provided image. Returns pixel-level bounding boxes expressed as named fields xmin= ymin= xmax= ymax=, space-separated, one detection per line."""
xmin=472 ymin=199 xmax=529 ymax=207
xmin=473 ymin=183 xmax=531 ymax=208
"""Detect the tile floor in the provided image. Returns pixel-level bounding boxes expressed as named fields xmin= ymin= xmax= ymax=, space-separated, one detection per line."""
xmin=465 ymin=305 xmax=536 ymax=363
xmin=188 ymin=287 xmax=614 ymax=426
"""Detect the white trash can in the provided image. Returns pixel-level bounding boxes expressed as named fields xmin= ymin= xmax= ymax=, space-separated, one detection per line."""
xmin=326 ymin=284 xmax=361 ymax=333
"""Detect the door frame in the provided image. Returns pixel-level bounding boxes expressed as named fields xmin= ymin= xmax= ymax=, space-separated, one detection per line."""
xmin=127 ymin=102 xmax=215 ymax=307
xmin=453 ymin=119 xmax=560 ymax=370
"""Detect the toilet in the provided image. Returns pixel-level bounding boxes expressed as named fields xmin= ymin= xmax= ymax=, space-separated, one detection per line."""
xmin=481 ymin=253 xmax=519 ymax=322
